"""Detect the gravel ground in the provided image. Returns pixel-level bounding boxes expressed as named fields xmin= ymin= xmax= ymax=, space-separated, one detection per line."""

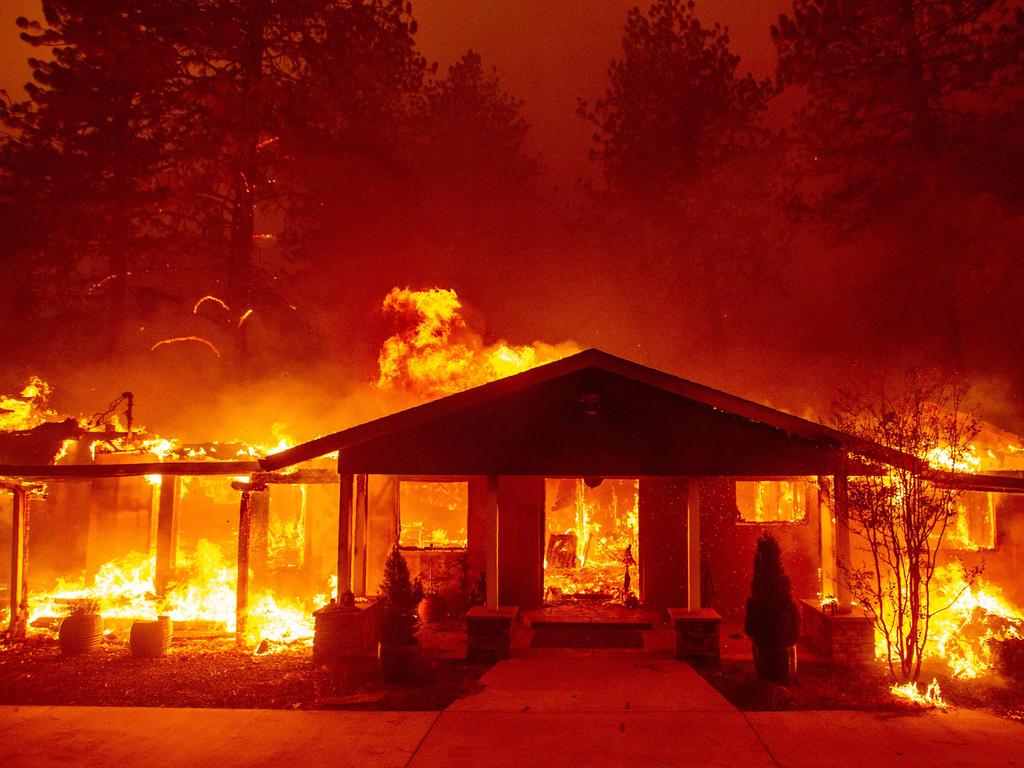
xmin=0 ymin=632 xmax=489 ymax=710
xmin=695 ymin=657 xmax=1024 ymax=721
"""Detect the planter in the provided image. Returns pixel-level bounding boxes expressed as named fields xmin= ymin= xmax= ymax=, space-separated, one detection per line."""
xmin=130 ymin=616 xmax=172 ymax=658
xmin=379 ymin=638 xmax=419 ymax=683
xmin=753 ymin=644 xmax=798 ymax=684
xmin=419 ymin=595 xmax=446 ymax=624
xmin=59 ymin=613 xmax=104 ymax=656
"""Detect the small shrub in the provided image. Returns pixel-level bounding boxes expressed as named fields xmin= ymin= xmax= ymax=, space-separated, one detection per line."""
xmin=744 ymin=533 xmax=800 ymax=648
xmin=379 ymin=547 xmax=423 ymax=646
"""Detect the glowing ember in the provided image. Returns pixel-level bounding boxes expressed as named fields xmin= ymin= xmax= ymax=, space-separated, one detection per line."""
xmin=376 ymin=286 xmax=578 ymax=399
xmin=150 ymin=336 xmax=222 ymax=358
xmin=192 ymin=295 xmax=231 ymax=314
xmin=891 ymin=678 xmax=948 ymax=708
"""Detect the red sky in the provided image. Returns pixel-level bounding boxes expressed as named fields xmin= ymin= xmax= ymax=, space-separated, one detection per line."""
xmin=1 ymin=0 xmax=786 ymax=184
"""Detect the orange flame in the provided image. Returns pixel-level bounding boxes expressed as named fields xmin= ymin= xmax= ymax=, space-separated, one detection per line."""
xmin=376 ymin=287 xmax=578 ymax=399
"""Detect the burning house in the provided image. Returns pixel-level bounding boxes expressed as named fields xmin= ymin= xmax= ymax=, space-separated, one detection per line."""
xmin=2 ymin=349 xmax=1023 ymax=673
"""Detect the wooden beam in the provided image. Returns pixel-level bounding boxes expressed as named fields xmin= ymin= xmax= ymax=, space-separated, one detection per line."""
xmin=249 ymin=469 xmax=339 ymax=486
xmin=337 ymin=473 xmax=354 ymax=599
xmin=0 ymin=460 xmax=260 ymax=479
xmin=352 ymin=474 xmax=369 ymax=597
xmin=235 ymin=487 xmax=262 ymax=648
xmin=686 ymin=479 xmax=701 ymax=612
xmin=8 ymin=488 xmax=28 ymax=639
xmin=154 ymin=476 xmax=180 ymax=598
xmin=485 ymin=475 xmax=499 ymax=610
xmin=250 ymin=488 xmax=271 ymax=578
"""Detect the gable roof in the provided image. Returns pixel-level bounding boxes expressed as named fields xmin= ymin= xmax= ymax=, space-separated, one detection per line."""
xmin=261 ymin=348 xmax=859 ymax=474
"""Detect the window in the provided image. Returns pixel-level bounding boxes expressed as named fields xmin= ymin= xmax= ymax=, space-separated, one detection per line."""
xmin=398 ymin=480 xmax=468 ymax=549
xmin=736 ymin=479 xmax=812 ymax=523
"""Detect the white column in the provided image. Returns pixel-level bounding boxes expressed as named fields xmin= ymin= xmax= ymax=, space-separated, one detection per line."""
xmin=686 ymin=478 xmax=701 ymax=612
xmin=834 ymin=470 xmax=852 ymax=612
xmin=817 ymin=476 xmax=837 ymax=603
xmin=485 ymin=474 xmax=499 ymax=610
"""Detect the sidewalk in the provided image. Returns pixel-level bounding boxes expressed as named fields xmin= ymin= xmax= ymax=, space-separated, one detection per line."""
xmin=1 ymin=657 xmax=1022 ymax=767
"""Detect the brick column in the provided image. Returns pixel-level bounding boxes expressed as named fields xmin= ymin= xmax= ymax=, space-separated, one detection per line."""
xmin=466 ymin=606 xmax=517 ymax=662
xmin=668 ymin=607 xmax=721 ymax=664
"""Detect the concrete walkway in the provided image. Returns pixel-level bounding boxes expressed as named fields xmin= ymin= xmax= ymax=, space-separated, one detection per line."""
xmin=2 ymin=657 xmax=1023 ymax=767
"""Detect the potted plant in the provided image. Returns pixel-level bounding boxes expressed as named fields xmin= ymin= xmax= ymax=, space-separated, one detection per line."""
xmin=744 ymin=533 xmax=800 ymax=683
xmin=378 ymin=546 xmax=423 ymax=682
xmin=418 ymin=554 xmax=449 ymax=623
xmin=59 ymin=598 xmax=104 ymax=656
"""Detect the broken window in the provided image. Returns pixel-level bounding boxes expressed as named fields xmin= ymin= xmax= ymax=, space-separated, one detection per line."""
xmin=398 ymin=480 xmax=468 ymax=549
xmin=735 ymin=479 xmax=812 ymax=523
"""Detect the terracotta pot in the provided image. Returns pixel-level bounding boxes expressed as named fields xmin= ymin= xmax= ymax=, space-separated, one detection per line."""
xmin=59 ymin=613 xmax=104 ymax=656
xmin=419 ymin=595 xmax=446 ymax=624
xmin=130 ymin=616 xmax=172 ymax=658
xmin=379 ymin=638 xmax=419 ymax=683
xmin=753 ymin=644 xmax=798 ymax=684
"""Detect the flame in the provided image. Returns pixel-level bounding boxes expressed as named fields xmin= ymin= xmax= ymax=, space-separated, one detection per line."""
xmin=929 ymin=563 xmax=1024 ymax=679
xmin=0 ymin=376 xmax=58 ymax=431
xmin=27 ymin=539 xmax=331 ymax=652
xmin=891 ymin=678 xmax=948 ymax=708
xmin=376 ymin=287 xmax=578 ymax=399
xmin=544 ymin=478 xmax=640 ymax=601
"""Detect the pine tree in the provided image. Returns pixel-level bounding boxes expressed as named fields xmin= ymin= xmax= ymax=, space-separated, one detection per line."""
xmin=379 ymin=546 xmax=422 ymax=645
xmin=0 ymin=2 xmax=181 ymax=355
xmin=772 ymin=1 xmax=1024 ymax=364
xmin=744 ymin=533 xmax=800 ymax=649
xmin=581 ymin=0 xmax=772 ymax=198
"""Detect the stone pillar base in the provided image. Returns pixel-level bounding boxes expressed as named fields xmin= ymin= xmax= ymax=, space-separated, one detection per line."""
xmin=466 ymin=606 xmax=518 ymax=663
xmin=668 ymin=608 xmax=721 ymax=664
xmin=800 ymin=599 xmax=875 ymax=665
xmin=312 ymin=599 xmax=380 ymax=664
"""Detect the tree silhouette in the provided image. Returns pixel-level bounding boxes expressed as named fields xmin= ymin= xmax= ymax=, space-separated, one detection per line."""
xmin=581 ymin=0 xmax=771 ymax=198
xmin=773 ymin=1 xmax=1024 ymax=364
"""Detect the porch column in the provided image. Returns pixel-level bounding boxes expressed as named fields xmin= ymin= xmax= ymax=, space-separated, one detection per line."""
xmin=817 ymin=476 xmax=837 ymax=604
xmin=686 ymin=478 xmax=701 ymax=612
xmin=351 ymin=474 xmax=369 ymax=597
xmin=485 ymin=474 xmax=499 ymax=609
xmin=8 ymin=487 xmax=28 ymax=639
xmin=337 ymin=473 xmax=354 ymax=599
xmin=834 ymin=469 xmax=853 ymax=612
xmin=233 ymin=483 xmax=266 ymax=647
xmin=154 ymin=476 xmax=180 ymax=598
